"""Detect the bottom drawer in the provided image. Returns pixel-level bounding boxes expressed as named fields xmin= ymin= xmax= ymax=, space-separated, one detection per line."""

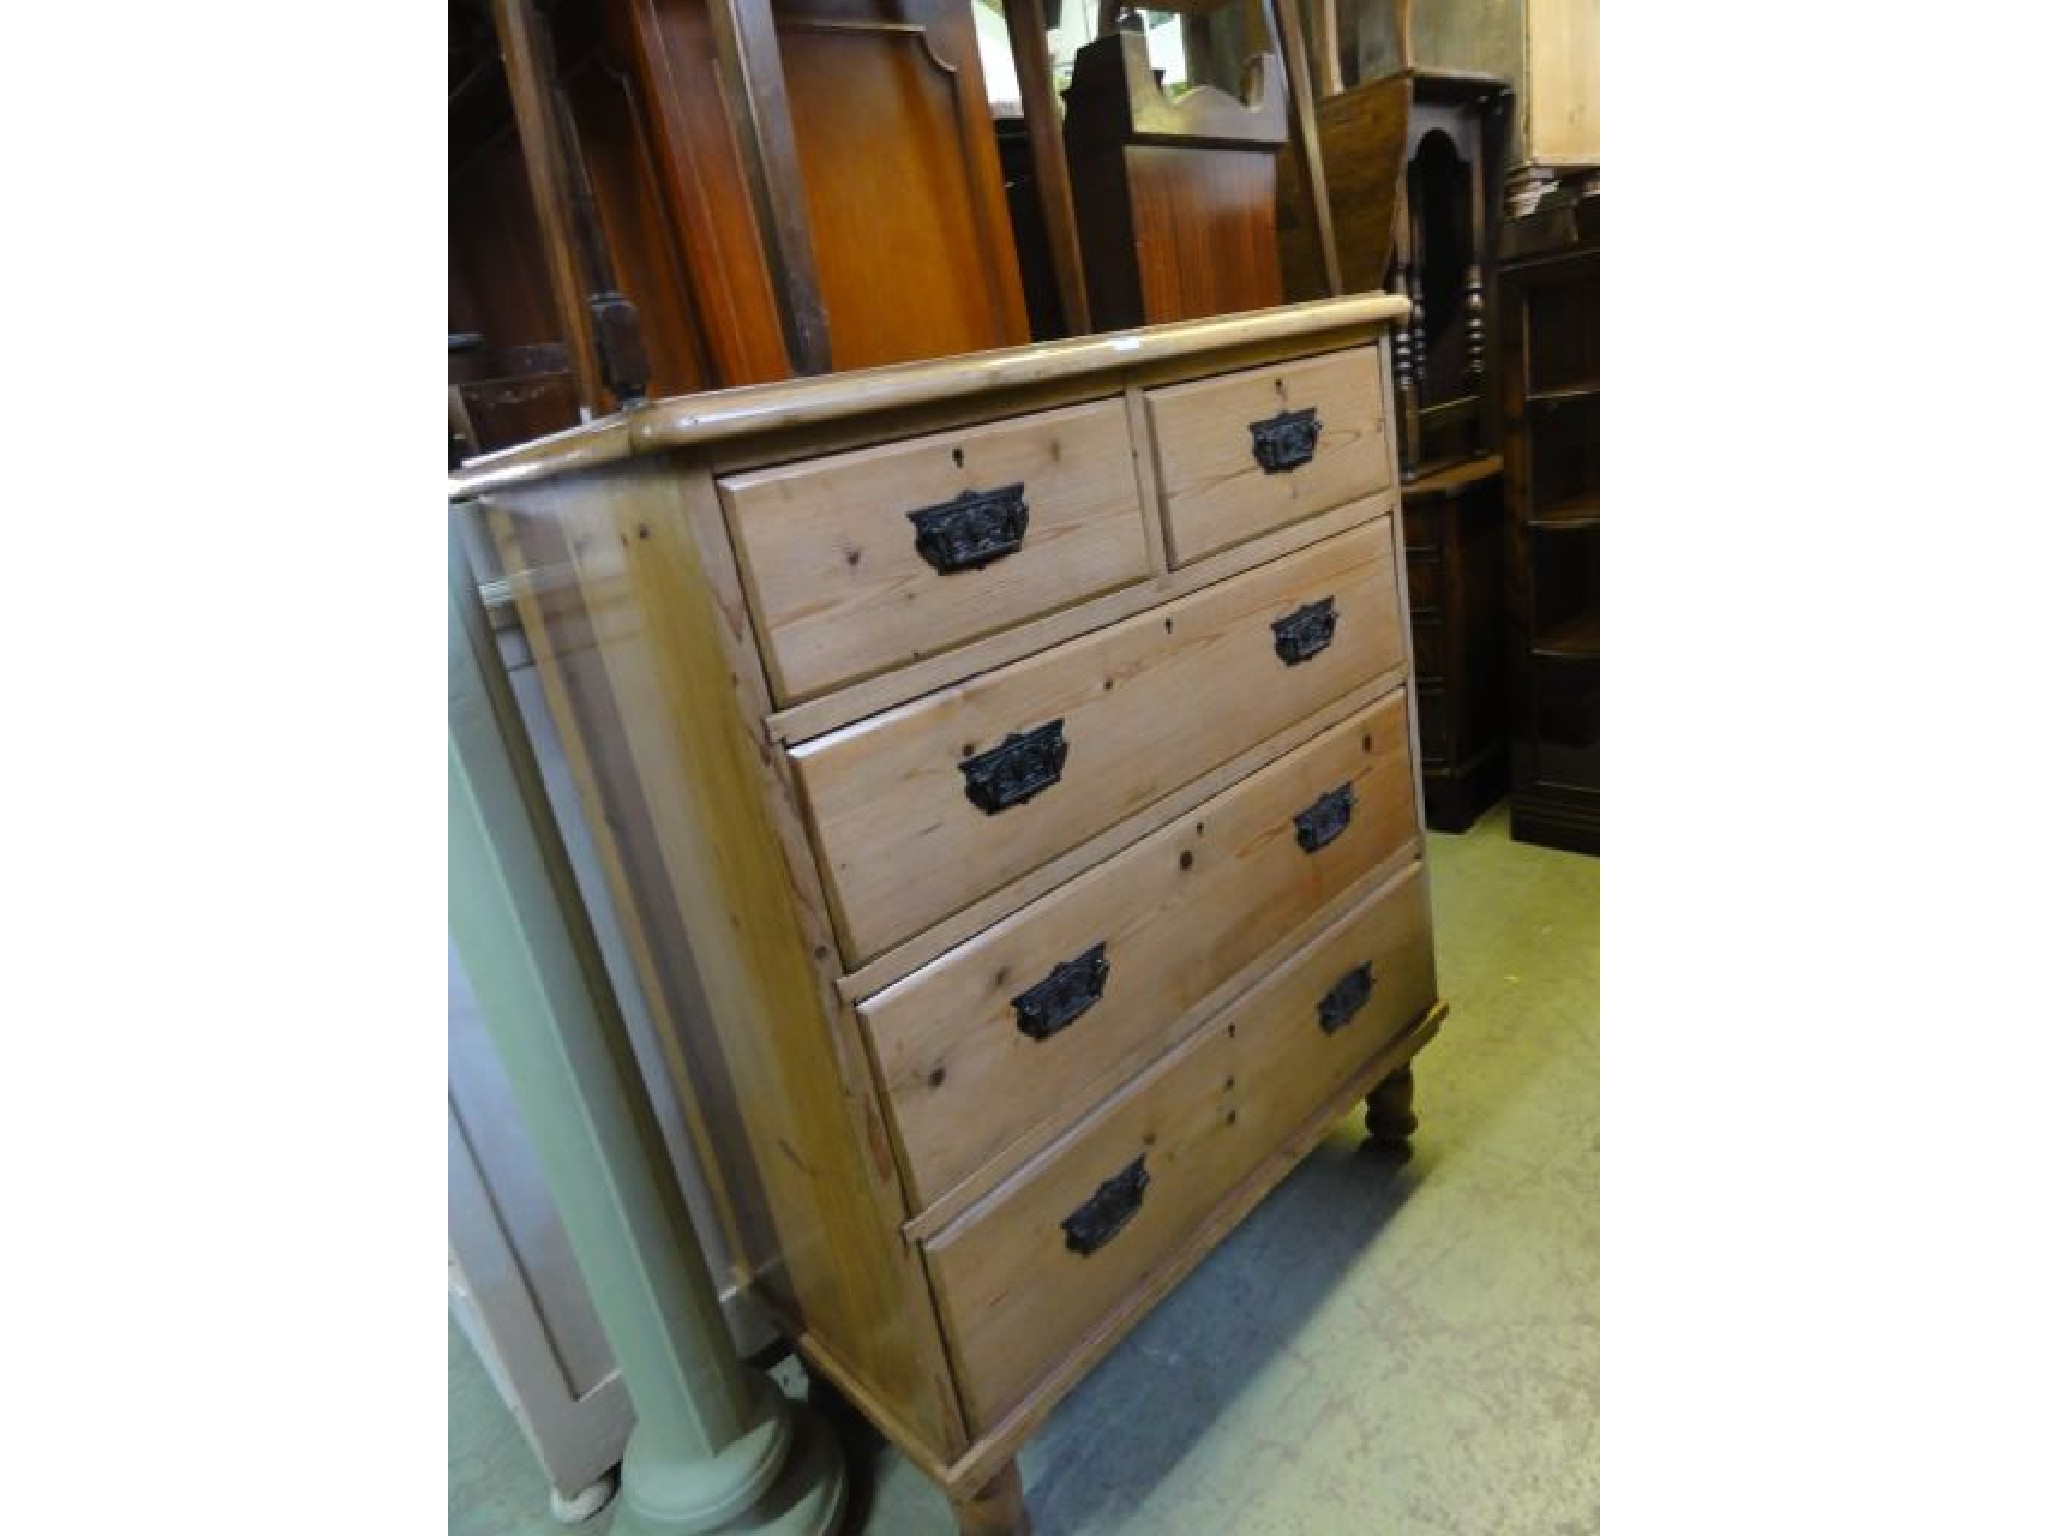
xmin=923 ymin=863 xmax=1437 ymax=1433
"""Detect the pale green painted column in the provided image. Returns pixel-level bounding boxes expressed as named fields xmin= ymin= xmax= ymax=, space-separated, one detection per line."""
xmin=449 ymin=522 xmax=847 ymax=1536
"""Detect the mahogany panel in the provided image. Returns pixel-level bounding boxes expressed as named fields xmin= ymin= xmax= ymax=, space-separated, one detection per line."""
xmin=776 ymin=0 xmax=1030 ymax=369
xmin=617 ymin=0 xmax=796 ymax=386
xmin=561 ymin=11 xmax=716 ymax=398
xmin=1125 ymin=145 xmax=1283 ymax=325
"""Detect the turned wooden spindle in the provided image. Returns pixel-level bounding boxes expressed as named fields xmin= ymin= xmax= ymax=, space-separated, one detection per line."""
xmin=1390 ymin=269 xmax=1417 ymax=482
xmin=1464 ymin=260 xmax=1485 ymax=450
xmin=1407 ymin=268 xmax=1426 ymax=396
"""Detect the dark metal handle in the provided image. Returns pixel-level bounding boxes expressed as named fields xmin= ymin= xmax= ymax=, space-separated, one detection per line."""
xmin=1249 ymin=406 xmax=1323 ymax=473
xmin=959 ymin=719 xmax=1067 ymax=815
xmin=1272 ymin=597 xmax=1338 ymax=665
xmin=1061 ymin=1156 xmax=1149 ymax=1256
xmin=1012 ymin=943 xmax=1110 ymax=1042
xmin=906 ymin=483 xmax=1029 ymax=573
xmin=1317 ymin=961 xmax=1376 ymax=1034
xmin=1293 ymin=784 xmax=1355 ymax=853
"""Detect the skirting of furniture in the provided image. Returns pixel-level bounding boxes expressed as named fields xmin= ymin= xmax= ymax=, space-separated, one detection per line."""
xmin=451 ymin=294 xmax=1446 ymax=1532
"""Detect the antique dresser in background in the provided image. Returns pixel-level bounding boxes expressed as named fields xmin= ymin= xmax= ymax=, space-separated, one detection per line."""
xmin=450 ymin=293 xmax=1446 ymax=1533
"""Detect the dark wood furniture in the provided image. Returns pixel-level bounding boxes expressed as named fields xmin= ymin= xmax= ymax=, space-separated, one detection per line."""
xmin=1060 ymin=24 xmax=1290 ymax=330
xmin=449 ymin=0 xmax=1033 ymax=453
xmin=1498 ymin=185 xmax=1598 ymax=854
xmin=1278 ymin=61 xmax=1513 ymax=830
xmin=451 ymin=294 xmax=1441 ymax=1536
xmin=1403 ymin=454 xmax=1509 ymax=830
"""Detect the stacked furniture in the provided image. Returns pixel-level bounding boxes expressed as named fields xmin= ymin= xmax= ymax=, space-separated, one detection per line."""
xmin=1278 ymin=61 xmax=1514 ymax=831
xmin=452 ymin=294 xmax=1445 ymax=1532
xmin=1498 ymin=185 xmax=1598 ymax=853
xmin=449 ymin=0 xmax=1033 ymax=445
xmin=1060 ymin=25 xmax=1290 ymax=330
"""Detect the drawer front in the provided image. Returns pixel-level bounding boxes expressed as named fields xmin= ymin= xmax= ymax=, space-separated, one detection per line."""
xmin=792 ymin=518 xmax=1407 ymax=964
xmin=720 ymin=399 xmax=1151 ymax=703
xmin=924 ymin=863 xmax=1436 ymax=1432
xmin=1147 ymin=346 xmax=1391 ymax=567
xmin=860 ymin=687 xmax=1419 ymax=1211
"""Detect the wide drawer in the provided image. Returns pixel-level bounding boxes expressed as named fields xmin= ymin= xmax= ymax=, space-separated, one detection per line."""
xmin=792 ymin=517 xmax=1407 ymax=964
xmin=719 ymin=399 xmax=1151 ymax=703
xmin=923 ymin=862 xmax=1437 ymax=1433
xmin=1146 ymin=346 xmax=1392 ymax=567
xmin=860 ymin=687 xmax=1419 ymax=1212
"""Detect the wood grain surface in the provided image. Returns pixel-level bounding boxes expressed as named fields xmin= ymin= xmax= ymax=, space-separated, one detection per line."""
xmin=1148 ymin=345 xmax=1392 ymax=563
xmin=790 ymin=518 xmax=1406 ymax=963
xmin=860 ymin=688 xmax=1418 ymax=1211
xmin=720 ymin=398 xmax=1149 ymax=703
xmin=924 ymin=862 xmax=1437 ymax=1432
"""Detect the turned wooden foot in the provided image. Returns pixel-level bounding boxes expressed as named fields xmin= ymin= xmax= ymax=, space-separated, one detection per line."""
xmin=951 ymin=1460 xmax=1030 ymax=1536
xmin=1363 ymin=1063 xmax=1418 ymax=1161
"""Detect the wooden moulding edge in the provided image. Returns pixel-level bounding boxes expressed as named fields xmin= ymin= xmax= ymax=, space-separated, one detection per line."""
xmin=448 ymin=295 xmax=1411 ymax=498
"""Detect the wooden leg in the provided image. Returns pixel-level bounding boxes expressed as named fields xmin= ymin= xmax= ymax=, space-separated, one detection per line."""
xmin=951 ymin=1460 xmax=1031 ymax=1536
xmin=1363 ymin=1063 xmax=1418 ymax=1161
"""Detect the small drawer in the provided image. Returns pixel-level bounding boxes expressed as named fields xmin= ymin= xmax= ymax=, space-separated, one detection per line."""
xmin=1146 ymin=346 xmax=1392 ymax=566
xmin=860 ymin=687 xmax=1419 ymax=1211
xmin=923 ymin=863 xmax=1436 ymax=1432
xmin=791 ymin=518 xmax=1409 ymax=965
xmin=720 ymin=399 xmax=1151 ymax=704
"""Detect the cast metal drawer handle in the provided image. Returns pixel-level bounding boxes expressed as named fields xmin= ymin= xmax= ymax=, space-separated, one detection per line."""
xmin=959 ymin=719 xmax=1067 ymax=815
xmin=906 ymin=483 xmax=1029 ymax=573
xmin=1272 ymin=596 xmax=1338 ymax=665
xmin=1293 ymin=783 xmax=1355 ymax=853
xmin=1249 ymin=405 xmax=1323 ymax=473
xmin=1317 ymin=961 xmax=1376 ymax=1034
xmin=1061 ymin=1156 xmax=1149 ymax=1256
xmin=1012 ymin=942 xmax=1111 ymax=1042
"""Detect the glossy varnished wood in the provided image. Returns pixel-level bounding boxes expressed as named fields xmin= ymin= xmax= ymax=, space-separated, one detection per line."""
xmin=774 ymin=0 xmax=1030 ymax=370
xmin=1061 ymin=30 xmax=1288 ymax=331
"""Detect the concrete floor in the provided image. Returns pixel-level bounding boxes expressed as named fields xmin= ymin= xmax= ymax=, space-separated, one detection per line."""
xmin=450 ymin=803 xmax=1598 ymax=1535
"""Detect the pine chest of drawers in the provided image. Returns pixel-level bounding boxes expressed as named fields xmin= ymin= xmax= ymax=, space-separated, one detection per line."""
xmin=453 ymin=294 xmax=1444 ymax=1532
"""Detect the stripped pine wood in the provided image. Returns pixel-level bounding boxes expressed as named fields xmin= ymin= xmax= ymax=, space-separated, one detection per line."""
xmin=720 ymin=398 xmax=1149 ymax=703
xmin=790 ymin=518 xmax=1405 ymax=964
xmin=861 ymin=688 xmax=1418 ymax=1211
xmin=923 ymin=864 xmax=1437 ymax=1432
xmin=1147 ymin=344 xmax=1392 ymax=564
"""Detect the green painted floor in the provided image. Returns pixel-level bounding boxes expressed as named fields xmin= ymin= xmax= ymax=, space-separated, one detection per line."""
xmin=450 ymin=803 xmax=1598 ymax=1535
